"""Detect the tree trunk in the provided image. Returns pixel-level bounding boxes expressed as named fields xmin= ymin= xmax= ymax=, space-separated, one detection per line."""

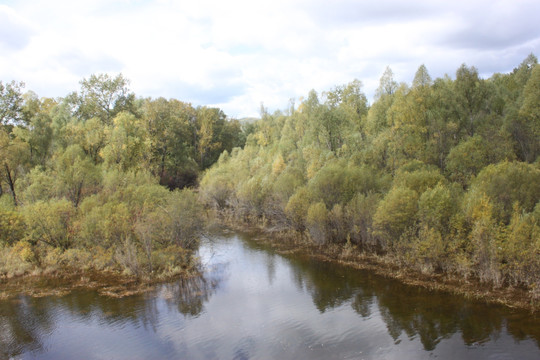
xmin=4 ymin=163 xmax=17 ymax=206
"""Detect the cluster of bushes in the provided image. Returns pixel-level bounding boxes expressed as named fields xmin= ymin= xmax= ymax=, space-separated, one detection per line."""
xmin=0 ymin=171 xmax=205 ymax=279
xmin=201 ymin=56 xmax=540 ymax=298
xmin=0 ymin=74 xmax=238 ymax=280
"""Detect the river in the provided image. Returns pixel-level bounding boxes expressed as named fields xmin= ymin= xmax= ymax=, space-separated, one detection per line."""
xmin=1 ymin=230 xmax=539 ymax=359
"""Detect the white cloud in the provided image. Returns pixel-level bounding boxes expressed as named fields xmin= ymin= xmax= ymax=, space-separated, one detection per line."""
xmin=0 ymin=0 xmax=539 ymax=117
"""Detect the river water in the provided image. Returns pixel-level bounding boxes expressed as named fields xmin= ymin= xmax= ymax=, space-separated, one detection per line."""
xmin=1 ymin=230 xmax=539 ymax=359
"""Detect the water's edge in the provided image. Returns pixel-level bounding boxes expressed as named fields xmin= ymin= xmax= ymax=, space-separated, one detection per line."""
xmin=225 ymin=222 xmax=539 ymax=313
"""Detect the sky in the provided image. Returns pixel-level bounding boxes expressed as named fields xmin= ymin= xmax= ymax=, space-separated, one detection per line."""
xmin=1 ymin=0 xmax=539 ymax=118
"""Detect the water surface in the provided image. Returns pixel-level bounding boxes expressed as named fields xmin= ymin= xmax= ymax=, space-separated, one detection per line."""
xmin=1 ymin=230 xmax=539 ymax=359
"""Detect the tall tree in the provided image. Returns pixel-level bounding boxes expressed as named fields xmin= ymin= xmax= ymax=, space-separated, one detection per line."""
xmin=72 ymin=73 xmax=135 ymax=124
xmin=0 ymin=128 xmax=30 ymax=205
xmin=0 ymin=80 xmax=25 ymax=127
xmin=455 ymin=64 xmax=489 ymax=136
xmin=516 ymin=64 xmax=540 ymax=162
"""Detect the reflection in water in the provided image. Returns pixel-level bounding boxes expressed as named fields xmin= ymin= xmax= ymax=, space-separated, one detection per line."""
xmin=0 ymin=297 xmax=49 ymax=359
xmin=161 ymin=264 xmax=223 ymax=317
xmin=1 ymin=231 xmax=539 ymax=359
xmin=280 ymin=248 xmax=540 ymax=352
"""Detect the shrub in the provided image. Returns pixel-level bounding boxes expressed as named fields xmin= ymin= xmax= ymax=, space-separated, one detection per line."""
xmin=0 ymin=209 xmax=25 ymax=246
xmin=23 ymin=199 xmax=76 ymax=249
xmin=306 ymin=202 xmax=329 ymax=245
xmin=373 ymin=186 xmax=419 ymax=249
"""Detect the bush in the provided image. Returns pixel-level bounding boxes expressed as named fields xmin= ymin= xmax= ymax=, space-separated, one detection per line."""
xmin=306 ymin=202 xmax=329 ymax=245
xmin=373 ymin=186 xmax=419 ymax=249
xmin=23 ymin=199 xmax=76 ymax=249
xmin=161 ymin=189 xmax=206 ymax=250
xmin=346 ymin=193 xmax=380 ymax=250
xmin=0 ymin=241 xmax=35 ymax=278
xmin=0 ymin=209 xmax=25 ymax=246
xmin=285 ymin=186 xmax=312 ymax=232
xmin=469 ymin=161 xmax=540 ymax=223
xmin=418 ymin=183 xmax=460 ymax=233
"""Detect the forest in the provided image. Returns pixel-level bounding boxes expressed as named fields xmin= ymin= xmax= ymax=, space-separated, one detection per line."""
xmin=0 ymin=73 xmax=245 ymax=279
xmin=1 ymin=55 xmax=539 ymax=301
xmin=200 ymin=55 xmax=539 ymax=300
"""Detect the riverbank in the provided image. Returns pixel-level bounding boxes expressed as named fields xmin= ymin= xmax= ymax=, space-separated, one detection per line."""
xmin=0 ymin=243 xmax=201 ymax=299
xmin=223 ymin=221 xmax=539 ymax=313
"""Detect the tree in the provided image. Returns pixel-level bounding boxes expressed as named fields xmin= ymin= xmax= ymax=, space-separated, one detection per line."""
xmin=23 ymin=199 xmax=76 ymax=249
xmin=73 ymin=74 xmax=135 ymax=124
xmin=376 ymin=66 xmax=398 ymax=99
xmin=0 ymin=80 xmax=25 ymax=126
xmin=143 ymin=97 xmax=198 ymax=189
xmin=454 ymin=64 xmax=489 ymax=136
xmin=161 ymin=189 xmax=206 ymax=250
xmin=516 ymin=64 xmax=540 ymax=162
xmin=101 ymin=112 xmax=149 ymax=171
xmin=373 ymin=186 xmax=419 ymax=248
xmin=366 ymin=67 xmax=398 ymax=135
xmin=306 ymin=201 xmax=329 ymax=245
xmin=54 ymin=145 xmax=102 ymax=207
xmin=445 ymin=136 xmax=491 ymax=186
xmin=0 ymin=128 xmax=30 ymax=205
xmin=412 ymin=64 xmax=433 ymax=89
xmin=468 ymin=161 xmax=540 ymax=224
xmin=195 ymin=107 xmax=228 ymax=169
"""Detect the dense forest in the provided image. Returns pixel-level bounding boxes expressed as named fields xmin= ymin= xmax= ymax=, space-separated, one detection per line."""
xmin=0 ymin=74 xmax=245 ymax=279
xmin=1 ymin=56 xmax=539 ymax=301
xmin=200 ymin=55 xmax=540 ymax=300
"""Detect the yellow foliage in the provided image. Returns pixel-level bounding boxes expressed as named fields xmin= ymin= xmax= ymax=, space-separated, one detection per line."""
xmin=272 ymin=154 xmax=286 ymax=175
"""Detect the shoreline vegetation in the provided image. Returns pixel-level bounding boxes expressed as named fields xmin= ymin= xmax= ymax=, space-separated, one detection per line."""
xmin=1 ymin=57 xmax=539 ymax=310
xmin=1 ymin=73 xmax=241 ymax=292
xmin=199 ymin=56 xmax=540 ymax=312
xmin=222 ymin=219 xmax=539 ymax=312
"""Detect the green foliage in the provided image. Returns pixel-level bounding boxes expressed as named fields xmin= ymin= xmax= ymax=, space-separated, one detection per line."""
xmin=0 ymin=241 xmax=35 ymax=278
xmin=501 ymin=205 xmax=540 ymax=288
xmin=0 ymin=72 xmax=234 ymax=279
xmin=446 ymin=135 xmax=515 ymax=185
xmin=346 ymin=193 xmax=380 ymax=249
xmin=0 ymin=208 xmax=25 ymax=246
xmin=0 ymin=80 xmax=25 ymax=125
xmin=285 ymin=186 xmax=312 ymax=232
xmin=446 ymin=136 xmax=491 ymax=185
xmin=373 ymin=186 xmax=419 ymax=247
xmin=197 ymin=55 xmax=539 ymax=294
xmin=468 ymin=161 xmax=540 ymax=223
xmin=306 ymin=202 xmax=329 ymax=245
xmin=23 ymin=199 xmax=76 ymax=249
xmin=163 ymin=189 xmax=206 ymax=250
xmin=308 ymin=161 xmax=382 ymax=208
xmin=101 ymin=112 xmax=149 ymax=171
xmin=2 ymin=58 xmax=540 ymax=293
xmin=516 ymin=64 xmax=540 ymax=162
xmin=418 ymin=183 xmax=459 ymax=233
xmin=72 ymin=73 xmax=135 ymax=124
xmin=52 ymin=145 xmax=101 ymax=206
xmin=393 ymin=166 xmax=445 ymax=194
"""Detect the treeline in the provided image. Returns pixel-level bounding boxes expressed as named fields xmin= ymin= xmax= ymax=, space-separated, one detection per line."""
xmin=200 ymin=55 xmax=540 ymax=299
xmin=0 ymin=74 xmax=245 ymax=279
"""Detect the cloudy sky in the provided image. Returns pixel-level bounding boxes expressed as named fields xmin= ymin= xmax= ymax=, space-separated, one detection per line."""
xmin=1 ymin=0 xmax=539 ymax=118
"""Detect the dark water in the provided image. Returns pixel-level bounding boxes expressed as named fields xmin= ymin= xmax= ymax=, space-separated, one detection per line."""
xmin=1 ymin=231 xmax=539 ymax=359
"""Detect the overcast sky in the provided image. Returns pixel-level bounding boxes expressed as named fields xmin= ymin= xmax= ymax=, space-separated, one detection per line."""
xmin=1 ymin=0 xmax=539 ymax=118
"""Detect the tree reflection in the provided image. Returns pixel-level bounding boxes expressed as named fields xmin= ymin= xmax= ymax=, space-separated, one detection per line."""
xmin=162 ymin=268 xmax=221 ymax=317
xmin=0 ymin=296 xmax=52 ymax=358
xmin=0 ymin=265 xmax=224 ymax=358
xmin=284 ymin=252 xmax=540 ymax=351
